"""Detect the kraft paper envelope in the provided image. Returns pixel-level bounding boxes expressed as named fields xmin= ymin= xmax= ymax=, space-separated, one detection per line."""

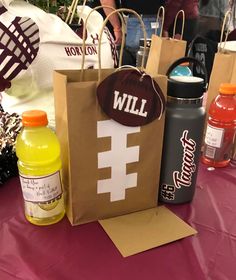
xmin=99 ymin=206 xmax=197 ymax=257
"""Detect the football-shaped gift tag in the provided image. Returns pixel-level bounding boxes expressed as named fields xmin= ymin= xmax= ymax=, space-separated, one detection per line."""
xmin=97 ymin=68 xmax=165 ymax=126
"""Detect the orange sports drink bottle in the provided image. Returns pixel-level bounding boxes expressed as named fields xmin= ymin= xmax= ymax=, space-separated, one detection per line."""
xmin=202 ymin=83 xmax=236 ymax=167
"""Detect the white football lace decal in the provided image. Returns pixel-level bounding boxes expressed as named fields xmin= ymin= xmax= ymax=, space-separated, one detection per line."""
xmin=97 ymin=119 xmax=140 ymax=202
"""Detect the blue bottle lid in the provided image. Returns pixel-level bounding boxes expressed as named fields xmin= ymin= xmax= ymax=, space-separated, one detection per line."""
xmin=169 ymin=62 xmax=193 ymax=77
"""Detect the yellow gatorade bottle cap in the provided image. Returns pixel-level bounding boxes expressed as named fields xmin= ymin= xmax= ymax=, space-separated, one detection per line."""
xmin=22 ymin=110 xmax=48 ymax=127
xmin=219 ymin=83 xmax=236 ymax=95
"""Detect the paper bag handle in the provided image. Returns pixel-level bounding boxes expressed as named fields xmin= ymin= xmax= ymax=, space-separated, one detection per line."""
xmin=172 ymin=10 xmax=185 ymax=40
xmin=98 ymin=8 xmax=147 ymax=80
xmin=154 ymin=6 xmax=165 ymax=36
xmin=218 ymin=10 xmax=232 ymax=52
xmin=166 ymin=56 xmax=208 ymax=88
xmin=80 ymin=6 xmax=126 ymax=78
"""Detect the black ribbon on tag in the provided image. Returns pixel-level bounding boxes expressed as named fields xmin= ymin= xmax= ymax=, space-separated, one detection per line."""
xmin=97 ymin=68 xmax=165 ymax=126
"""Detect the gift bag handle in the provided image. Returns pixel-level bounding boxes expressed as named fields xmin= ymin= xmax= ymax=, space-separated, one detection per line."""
xmin=154 ymin=6 xmax=165 ymax=36
xmin=172 ymin=10 xmax=185 ymax=40
xmin=81 ymin=7 xmax=147 ymax=81
xmin=166 ymin=56 xmax=208 ymax=89
xmin=80 ymin=5 xmax=126 ymax=79
xmin=98 ymin=8 xmax=147 ymax=80
xmin=218 ymin=10 xmax=232 ymax=52
xmin=187 ymin=10 xmax=231 ymax=57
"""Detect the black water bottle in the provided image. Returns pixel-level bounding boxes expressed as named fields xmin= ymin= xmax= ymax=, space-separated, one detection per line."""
xmin=159 ymin=57 xmax=208 ymax=204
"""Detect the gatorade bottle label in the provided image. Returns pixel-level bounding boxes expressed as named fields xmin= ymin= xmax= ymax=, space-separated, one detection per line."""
xmin=204 ymin=124 xmax=236 ymax=161
xmin=19 ymin=171 xmax=63 ymax=218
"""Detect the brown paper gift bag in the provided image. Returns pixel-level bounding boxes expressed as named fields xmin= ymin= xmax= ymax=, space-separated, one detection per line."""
xmin=53 ymin=8 xmax=167 ymax=225
xmin=205 ymin=51 xmax=236 ymax=111
xmin=202 ymin=11 xmax=236 ymax=160
xmin=146 ymin=9 xmax=187 ymax=76
xmin=205 ymin=11 xmax=236 ymax=113
xmin=205 ymin=11 xmax=236 ymax=158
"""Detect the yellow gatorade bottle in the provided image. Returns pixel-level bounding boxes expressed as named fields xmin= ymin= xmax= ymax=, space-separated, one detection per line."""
xmin=16 ymin=110 xmax=65 ymax=225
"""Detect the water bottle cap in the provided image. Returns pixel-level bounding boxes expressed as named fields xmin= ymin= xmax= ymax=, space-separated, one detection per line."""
xmin=22 ymin=110 xmax=48 ymax=127
xmin=166 ymin=57 xmax=208 ymax=99
xmin=219 ymin=83 xmax=236 ymax=95
xmin=168 ymin=76 xmax=205 ymax=98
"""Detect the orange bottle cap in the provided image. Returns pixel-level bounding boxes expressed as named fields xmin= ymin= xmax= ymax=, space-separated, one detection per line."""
xmin=22 ymin=110 xmax=48 ymax=127
xmin=219 ymin=83 xmax=236 ymax=94
xmin=180 ymin=62 xmax=189 ymax=67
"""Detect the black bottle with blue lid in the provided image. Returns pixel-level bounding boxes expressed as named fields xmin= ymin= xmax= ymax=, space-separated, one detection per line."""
xmin=159 ymin=57 xmax=208 ymax=204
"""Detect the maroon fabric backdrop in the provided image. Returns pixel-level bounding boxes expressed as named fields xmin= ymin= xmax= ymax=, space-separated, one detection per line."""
xmin=0 ymin=162 xmax=236 ymax=280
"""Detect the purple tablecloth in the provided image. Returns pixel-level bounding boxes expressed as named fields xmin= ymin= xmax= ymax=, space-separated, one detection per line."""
xmin=0 ymin=162 xmax=236 ymax=280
